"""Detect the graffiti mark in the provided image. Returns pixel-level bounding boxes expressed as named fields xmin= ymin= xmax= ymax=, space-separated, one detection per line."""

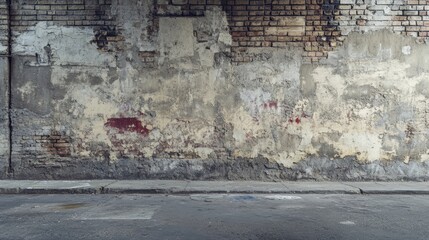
xmin=105 ymin=118 xmax=150 ymax=136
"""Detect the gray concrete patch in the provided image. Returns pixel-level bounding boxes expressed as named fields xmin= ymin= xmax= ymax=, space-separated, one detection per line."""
xmin=11 ymin=56 xmax=53 ymax=115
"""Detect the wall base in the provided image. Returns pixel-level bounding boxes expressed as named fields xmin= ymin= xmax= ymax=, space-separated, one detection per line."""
xmin=7 ymin=157 xmax=429 ymax=181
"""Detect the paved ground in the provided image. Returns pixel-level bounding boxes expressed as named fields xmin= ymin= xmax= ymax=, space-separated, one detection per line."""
xmin=1 ymin=180 xmax=429 ymax=194
xmin=0 ymin=193 xmax=428 ymax=240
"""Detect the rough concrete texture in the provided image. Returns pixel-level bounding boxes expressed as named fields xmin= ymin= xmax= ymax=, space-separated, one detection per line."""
xmin=0 ymin=57 xmax=8 ymax=179
xmin=5 ymin=180 xmax=429 ymax=194
xmin=4 ymin=1 xmax=429 ymax=180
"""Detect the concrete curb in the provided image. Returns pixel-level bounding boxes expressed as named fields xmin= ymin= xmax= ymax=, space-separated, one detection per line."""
xmin=344 ymin=182 xmax=429 ymax=194
xmin=0 ymin=180 xmax=428 ymax=194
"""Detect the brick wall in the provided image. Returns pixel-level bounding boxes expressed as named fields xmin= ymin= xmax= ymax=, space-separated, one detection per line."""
xmin=0 ymin=0 xmax=8 ymax=55
xmin=7 ymin=1 xmax=429 ymax=62
xmin=18 ymin=133 xmax=71 ymax=158
xmin=156 ymin=0 xmax=429 ymax=63
xmin=10 ymin=0 xmax=115 ymax=32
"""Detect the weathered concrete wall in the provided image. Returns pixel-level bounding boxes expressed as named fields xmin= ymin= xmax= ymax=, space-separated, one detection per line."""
xmin=0 ymin=0 xmax=9 ymax=178
xmin=4 ymin=0 xmax=429 ymax=180
xmin=0 ymin=57 xmax=8 ymax=178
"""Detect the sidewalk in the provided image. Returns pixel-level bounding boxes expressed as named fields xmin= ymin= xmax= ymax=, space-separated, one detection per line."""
xmin=1 ymin=180 xmax=429 ymax=194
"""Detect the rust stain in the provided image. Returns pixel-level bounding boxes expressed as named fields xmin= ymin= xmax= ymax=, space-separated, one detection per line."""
xmin=262 ymin=100 xmax=278 ymax=109
xmin=288 ymin=116 xmax=301 ymax=124
xmin=105 ymin=117 xmax=150 ymax=136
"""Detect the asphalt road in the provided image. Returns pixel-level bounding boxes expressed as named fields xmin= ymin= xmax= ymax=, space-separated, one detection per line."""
xmin=0 ymin=194 xmax=428 ymax=240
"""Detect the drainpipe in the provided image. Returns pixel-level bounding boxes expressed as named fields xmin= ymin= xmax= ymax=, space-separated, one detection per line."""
xmin=6 ymin=0 xmax=13 ymax=175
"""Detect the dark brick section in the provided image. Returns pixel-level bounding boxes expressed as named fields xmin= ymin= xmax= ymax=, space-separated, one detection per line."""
xmin=139 ymin=51 xmax=158 ymax=67
xmin=0 ymin=0 xmax=9 ymax=54
xmin=8 ymin=0 xmax=429 ymax=62
xmin=156 ymin=0 xmax=344 ymax=62
xmin=10 ymin=0 xmax=115 ymax=32
xmin=19 ymin=133 xmax=71 ymax=157
xmin=91 ymin=26 xmax=123 ymax=51
xmin=156 ymin=0 xmax=429 ymax=63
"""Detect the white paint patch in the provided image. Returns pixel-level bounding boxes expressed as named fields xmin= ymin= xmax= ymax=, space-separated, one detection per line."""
xmin=402 ymin=46 xmax=411 ymax=55
xmin=67 ymin=183 xmax=92 ymax=189
xmin=340 ymin=221 xmax=356 ymax=225
xmin=264 ymin=195 xmax=302 ymax=200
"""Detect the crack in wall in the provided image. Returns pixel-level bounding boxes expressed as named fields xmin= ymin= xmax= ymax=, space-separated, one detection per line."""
xmin=6 ymin=0 xmax=13 ymax=176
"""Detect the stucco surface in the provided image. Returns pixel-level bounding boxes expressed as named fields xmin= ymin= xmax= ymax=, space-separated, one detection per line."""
xmin=3 ymin=1 xmax=429 ymax=180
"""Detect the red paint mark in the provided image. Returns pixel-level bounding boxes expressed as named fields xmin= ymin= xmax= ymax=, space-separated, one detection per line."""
xmin=288 ymin=116 xmax=302 ymax=124
xmin=262 ymin=100 xmax=278 ymax=109
xmin=105 ymin=118 xmax=150 ymax=136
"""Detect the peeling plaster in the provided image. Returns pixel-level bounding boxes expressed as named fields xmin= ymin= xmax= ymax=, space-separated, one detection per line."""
xmin=13 ymin=22 xmax=116 ymax=67
xmin=7 ymin=4 xmax=429 ymax=180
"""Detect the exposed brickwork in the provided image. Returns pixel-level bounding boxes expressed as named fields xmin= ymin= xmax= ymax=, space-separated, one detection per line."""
xmin=8 ymin=1 xmax=429 ymax=62
xmin=0 ymin=0 xmax=9 ymax=54
xmin=19 ymin=133 xmax=71 ymax=157
xmin=10 ymin=0 xmax=115 ymax=32
xmin=90 ymin=26 xmax=123 ymax=51
xmin=156 ymin=0 xmax=429 ymax=63
xmin=9 ymin=1 xmax=124 ymax=53
xmin=139 ymin=51 xmax=158 ymax=67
